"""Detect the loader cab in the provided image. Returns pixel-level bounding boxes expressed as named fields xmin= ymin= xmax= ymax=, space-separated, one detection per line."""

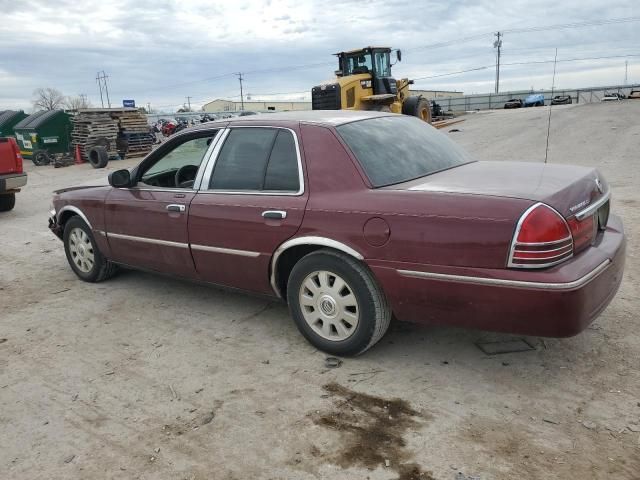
xmin=336 ymin=47 xmax=398 ymax=96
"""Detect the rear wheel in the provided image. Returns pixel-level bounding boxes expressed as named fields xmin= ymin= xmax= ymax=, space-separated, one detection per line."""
xmin=287 ymin=249 xmax=391 ymax=356
xmin=63 ymin=216 xmax=117 ymax=282
xmin=0 ymin=193 xmax=16 ymax=212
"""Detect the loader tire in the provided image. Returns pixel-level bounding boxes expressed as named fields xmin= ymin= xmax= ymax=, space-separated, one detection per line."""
xmin=403 ymin=96 xmax=432 ymax=123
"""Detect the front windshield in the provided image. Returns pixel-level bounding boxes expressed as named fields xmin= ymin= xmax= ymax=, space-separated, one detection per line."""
xmin=344 ymin=53 xmax=372 ymax=75
xmin=336 ymin=115 xmax=473 ymax=187
xmin=373 ymin=51 xmax=391 ymax=77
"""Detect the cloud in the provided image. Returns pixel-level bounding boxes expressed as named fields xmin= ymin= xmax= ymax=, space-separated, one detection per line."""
xmin=0 ymin=0 xmax=637 ymax=111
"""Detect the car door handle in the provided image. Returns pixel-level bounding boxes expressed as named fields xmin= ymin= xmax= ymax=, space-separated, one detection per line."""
xmin=262 ymin=210 xmax=287 ymax=220
xmin=166 ymin=204 xmax=186 ymax=213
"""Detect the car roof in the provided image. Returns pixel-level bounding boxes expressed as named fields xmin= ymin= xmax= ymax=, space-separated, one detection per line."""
xmin=191 ymin=110 xmax=395 ymax=130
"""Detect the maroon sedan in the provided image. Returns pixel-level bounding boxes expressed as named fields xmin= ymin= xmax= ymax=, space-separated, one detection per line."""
xmin=49 ymin=111 xmax=625 ymax=356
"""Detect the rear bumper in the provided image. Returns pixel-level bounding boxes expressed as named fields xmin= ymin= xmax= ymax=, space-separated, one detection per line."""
xmin=0 ymin=172 xmax=27 ymax=192
xmin=371 ymin=214 xmax=626 ymax=337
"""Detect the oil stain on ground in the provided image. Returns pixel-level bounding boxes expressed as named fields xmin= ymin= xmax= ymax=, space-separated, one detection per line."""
xmin=312 ymin=382 xmax=435 ymax=480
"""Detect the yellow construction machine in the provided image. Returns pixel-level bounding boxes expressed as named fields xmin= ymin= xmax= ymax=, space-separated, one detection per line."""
xmin=311 ymin=46 xmax=431 ymax=123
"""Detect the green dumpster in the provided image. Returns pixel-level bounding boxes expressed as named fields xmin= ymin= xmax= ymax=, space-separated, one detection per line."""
xmin=0 ymin=110 xmax=28 ymax=137
xmin=14 ymin=110 xmax=71 ymax=163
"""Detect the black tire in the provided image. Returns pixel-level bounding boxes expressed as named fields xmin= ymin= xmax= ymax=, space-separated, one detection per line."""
xmin=287 ymin=249 xmax=391 ymax=356
xmin=88 ymin=146 xmax=109 ymax=169
xmin=63 ymin=216 xmax=117 ymax=282
xmin=0 ymin=193 xmax=16 ymax=212
xmin=33 ymin=150 xmax=51 ymax=166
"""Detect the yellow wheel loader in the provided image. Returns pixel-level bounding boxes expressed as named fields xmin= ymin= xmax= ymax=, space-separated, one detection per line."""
xmin=311 ymin=47 xmax=431 ymax=123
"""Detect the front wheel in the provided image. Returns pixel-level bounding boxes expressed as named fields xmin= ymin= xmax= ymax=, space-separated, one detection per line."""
xmin=287 ymin=249 xmax=391 ymax=356
xmin=63 ymin=216 xmax=117 ymax=282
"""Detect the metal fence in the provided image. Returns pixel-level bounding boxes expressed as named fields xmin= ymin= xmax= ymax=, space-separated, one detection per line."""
xmin=433 ymin=83 xmax=640 ymax=112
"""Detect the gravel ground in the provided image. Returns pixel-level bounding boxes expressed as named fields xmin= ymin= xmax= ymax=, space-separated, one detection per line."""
xmin=1 ymin=101 xmax=639 ymax=480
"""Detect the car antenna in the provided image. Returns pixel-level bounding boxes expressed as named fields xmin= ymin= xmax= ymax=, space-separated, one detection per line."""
xmin=544 ymin=48 xmax=558 ymax=164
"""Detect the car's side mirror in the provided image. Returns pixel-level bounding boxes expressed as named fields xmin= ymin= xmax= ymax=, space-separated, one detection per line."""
xmin=108 ymin=169 xmax=132 ymax=188
xmin=396 ymin=49 xmax=402 ymax=62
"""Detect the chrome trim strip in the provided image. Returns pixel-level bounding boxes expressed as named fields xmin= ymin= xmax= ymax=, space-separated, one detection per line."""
xmin=507 ymin=203 xmax=574 ymax=269
xmin=512 ymin=249 xmax=573 ymax=261
xmin=94 ymin=230 xmax=107 ymax=237
xmin=128 ymin=187 xmax=196 ymax=194
xmin=57 ymin=206 xmax=93 ymax=229
xmin=513 ymin=244 xmax=573 ymax=255
xmin=515 ymin=236 xmax=572 ymax=247
xmin=397 ymin=260 xmax=610 ymax=291
xmin=107 ymin=232 xmax=189 ymax=249
xmin=575 ymin=190 xmax=610 ymax=221
xmin=193 ymin=129 xmax=226 ymax=190
xmin=270 ymin=236 xmax=364 ymax=298
xmin=199 ymin=126 xmax=305 ymax=196
xmin=197 ymin=128 xmax=230 ymax=190
xmin=190 ymin=244 xmax=260 ymax=257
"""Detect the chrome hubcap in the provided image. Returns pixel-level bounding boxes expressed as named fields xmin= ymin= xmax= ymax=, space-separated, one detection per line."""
xmin=68 ymin=227 xmax=95 ymax=273
xmin=299 ymin=270 xmax=359 ymax=341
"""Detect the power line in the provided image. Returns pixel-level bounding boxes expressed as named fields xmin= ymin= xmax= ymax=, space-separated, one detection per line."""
xmin=406 ymin=16 xmax=640 ymax=53
xmin=501 ymin=53 xmax=640 ymax=66
xmin=503 ymin=16 xmax=640 ymax=34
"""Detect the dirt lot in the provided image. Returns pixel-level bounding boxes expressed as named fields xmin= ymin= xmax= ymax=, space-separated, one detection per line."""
xmin=1 ymin=101 xmax=639 ymax=480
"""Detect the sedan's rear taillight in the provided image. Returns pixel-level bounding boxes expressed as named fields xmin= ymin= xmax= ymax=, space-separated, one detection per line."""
xmin=508 ymin=203 xmax=573 ymax=268
xmin=567 ymin=215 xmax=596 ymax=254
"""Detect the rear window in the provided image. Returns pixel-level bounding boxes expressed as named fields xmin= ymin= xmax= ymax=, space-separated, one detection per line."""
xmin=336 ymin=115 xmax=472 ymax=187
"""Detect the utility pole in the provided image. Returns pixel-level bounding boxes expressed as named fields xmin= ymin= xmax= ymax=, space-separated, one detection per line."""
xmin=95 ymin=71 xmax=112 ymax=108
xmin=79 ymin=93 xmax=87 ymax=108
xmin=147 ymin=102 xmax=151 ymax=113
xmin=185 ymin=96 xmax=192 ymax=111
xmin=624 ymin=60 xmax=628 ymax=85
xmin=236 ymin=73 xmax=245 ymax=111
xmin=494 ymin=32 xmax=502 ymax=94
xmin=96 ymin=73 xmax=104 ymax=108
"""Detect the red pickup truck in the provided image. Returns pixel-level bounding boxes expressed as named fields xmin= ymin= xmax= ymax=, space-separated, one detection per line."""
xmin=0 ymin=137 xmax=27 ymax=211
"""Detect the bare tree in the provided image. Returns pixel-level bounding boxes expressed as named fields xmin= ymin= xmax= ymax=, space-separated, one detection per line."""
xmin=64 ymin=95 xmax=92 ymax=110
xmin=32 ymin=87 xmax=66 ymax=110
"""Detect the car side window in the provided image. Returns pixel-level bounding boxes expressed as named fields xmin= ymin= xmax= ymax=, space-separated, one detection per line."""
xmin=264 ymin=130 xmax=299 ymax=191
xmin=140 ymin=135 xmax=214 ymax=189
xmin=209 ymin=128 xmax=300 ymax=192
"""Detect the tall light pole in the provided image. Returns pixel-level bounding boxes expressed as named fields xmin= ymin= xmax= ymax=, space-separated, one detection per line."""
xmin=185 ymin=96 xmax=192 ymax=111
xmin=494 ymin=32 xmax=502 ymax=94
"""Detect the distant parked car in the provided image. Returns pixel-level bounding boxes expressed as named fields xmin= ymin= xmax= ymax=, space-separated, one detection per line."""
xmin=238 ymin=111 xmax=257 ymax=116
xmin=0 ymin=137 xmax=26 ymax=211
xmin=602 ymin=92 xmax=625 ymax=101
xmin=503 ymin=98 xmax=523 ymax=109
xmin=628 ymin=90 xmax=640 ymax=99
xmin=523 ymin=94 xmax=545 ymax=107
xmin=47 ymin=111 xmax=625 ymax=356
xmin=551 ymin=95 xmax=572 ymax=105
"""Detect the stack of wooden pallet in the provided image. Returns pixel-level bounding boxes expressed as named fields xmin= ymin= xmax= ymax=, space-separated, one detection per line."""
xmin=110 ymin=109 xmax=154 ymax=157
xmin=70 ymin=112 xmax=119 ymax=161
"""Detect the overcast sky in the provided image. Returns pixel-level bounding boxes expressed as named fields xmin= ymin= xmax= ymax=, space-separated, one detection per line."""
xmin=0 ymin=0 xmax=637 ymax=112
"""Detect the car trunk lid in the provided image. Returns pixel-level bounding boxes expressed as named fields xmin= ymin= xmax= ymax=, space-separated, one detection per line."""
xmin=388 ymin=160 xmax=608 ymax=220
